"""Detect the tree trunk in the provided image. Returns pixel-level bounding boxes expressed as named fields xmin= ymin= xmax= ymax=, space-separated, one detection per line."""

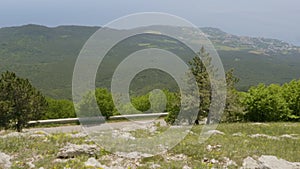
xmin=16 ymin=122 xmax=22 ymax=132
xmin=206 ymin=113 xmax=211 ymax=124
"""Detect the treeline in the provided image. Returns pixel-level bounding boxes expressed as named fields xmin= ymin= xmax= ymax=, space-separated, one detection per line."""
xmin=45 ymin=80 xmax=300 ymax=123
xmin=75 ymin=88 xmax=179 ymax=119
xmin=1 ymin=70 xmax=300 ymax=132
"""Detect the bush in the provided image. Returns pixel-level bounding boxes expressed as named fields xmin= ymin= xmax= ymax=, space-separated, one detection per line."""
xmin=131 ymin=94 xmax=151 ymax=113
xmin=43 ymin=98 xmax=76 ymax=119
xmin=76 ymin=88 xmax=116 ymax=119
xmin=221 ymin=90 xmax=246 ymax=123
xmin=243 ymin=84 xmax=291 ymax=122
xmin=118 ymin=90 xmax=179 ymax=115
xmin=282 ymin=80 xmax=300 ymax=121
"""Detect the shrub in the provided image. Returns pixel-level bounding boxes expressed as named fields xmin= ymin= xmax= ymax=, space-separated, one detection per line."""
xmin=43 ymin=98 xmax=76 ymax=119
xmin=76 ymin=88 xmax=116 ymax=119
xmin=243 ymin=84 xmax=291 ymax=122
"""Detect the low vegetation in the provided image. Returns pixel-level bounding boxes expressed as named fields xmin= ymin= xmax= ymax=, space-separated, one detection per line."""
xmin=0 ymin=123 xmax=299 ymax=168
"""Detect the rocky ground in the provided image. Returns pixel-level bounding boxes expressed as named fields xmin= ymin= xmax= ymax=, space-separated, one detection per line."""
xmin=0 ymin=122 xmax=299 ymax=169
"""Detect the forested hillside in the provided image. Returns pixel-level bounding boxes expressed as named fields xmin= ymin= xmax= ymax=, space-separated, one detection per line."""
xmin=1 ymin=24 xmax=300 ymax=99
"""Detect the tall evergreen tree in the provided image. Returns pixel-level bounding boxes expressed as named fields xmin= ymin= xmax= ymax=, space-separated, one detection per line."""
xmin=222 ymin=69 xmax=244 ymax=122
xmin=166 ymin=47 xmax=242 ymax=125
xmin=165 ymin=47 xmax=213 ymax=125
xmin=189 ymin=47 xmax=213 ymax=124
xmin=0 ymin=71 xmax=47 ymax=132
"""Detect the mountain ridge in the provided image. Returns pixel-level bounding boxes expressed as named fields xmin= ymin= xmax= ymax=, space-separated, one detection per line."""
xmin=2 ymin=24 xmax=299 ymax=50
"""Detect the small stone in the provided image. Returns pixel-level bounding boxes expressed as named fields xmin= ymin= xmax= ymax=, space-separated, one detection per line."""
xmin=210 ymin=158 xmax=219 ymax=164
xmin=205 ymin=130 xmax=225 ymax=135
xmin=206 ymin=144 xmax=222 ymax=152
xmin=29 ymin=134 xmax=46 ymax=138
xmin=252 ymin=123 xmax=269 ymax=126
xmin=26 ymin=158 xmax=35 ymax=168
xmin=280 ymin=134 xmax=296 ymax=139
xmin=53 ymin=159 xmax=71 ymax=163
xmin=112 ymin=130 xmax=136 ymax=140
xmin=150 ymin=163 xmax=161 ymax=169
xmin=26 ymin=161 xmax=35 ymax=169
xmin=203 ymin=157 xmax=209 ymax=163
xmin=70 ymin=132 xmax=88 ymax=138
xmin=222 ymin=157 xmax=237 ymax=167
xmin=0 ymin=152 xmax=12 ymax=169
xmin=148 ymin=125 xmax=157 ymax=134
xmin=249 ymin=134 xmax=279 ymax=140
xmin=171 ymin=154 xmax=188 ymax=161
xmin=183 ymin=165 xmax=192 ymax=169
xmin=0 ymin=132 xmax=26 ymax=138
xmin=232 ymin=132 xmax=243 ymax=136
xmin=84 ymin=158 xmax=103 ymax=168
xmin=33 ymin=131 xmax=49 ymax=136
xmin=115 ymin=152 xmax=152 ymax=159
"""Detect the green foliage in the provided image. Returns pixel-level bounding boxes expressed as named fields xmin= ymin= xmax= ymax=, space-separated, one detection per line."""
xmin=282 ymin=80 xmax=300 ymax=121
xmin=95 ymin=88 xmax=116 ymax=118
xmin=163 ymin=91 xmax=181 ymax=124
xmin=190 ymin=47 xmax=212 ymax=120
xmin=221 ymin=69 xmax=245 ymax=122
xmin=164 ymin=90 xmax=180 ymax=113
xmin=0 ymin=101 xmax=12 ymax=128
xmin=119 ymin=90 xmax=179 ymax=115
xmin=0 ymin=71 xmax=47 ymax=131
xmin=131 ymin=94 xmax=151 ymax=113
xmin=165 ymin=47 xmax=217 ymax=125
xmin=43 ymin=98 xmax=76 ymax=119
xmin=76 ymin=88 xmax=115 ymax=119
xmin=243 ymin=84 xmax=292 ymax=122
xmin=118 ymin=94 xmax=151 ymax=115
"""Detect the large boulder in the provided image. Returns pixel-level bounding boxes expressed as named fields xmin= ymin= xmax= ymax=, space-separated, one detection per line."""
xmin=57 ymin=143 xmax=99 ymax=158
xmin=242 ymin=155 xmax=300 ymax=169
xmin=242 ymin=157 xmax=261 ymax=169
xmin=258 ymin=155 xmax=300 ymax=169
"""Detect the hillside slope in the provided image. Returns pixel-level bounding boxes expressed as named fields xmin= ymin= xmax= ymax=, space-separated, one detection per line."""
xmin=1 ymin=24 xmax=300 ymax=98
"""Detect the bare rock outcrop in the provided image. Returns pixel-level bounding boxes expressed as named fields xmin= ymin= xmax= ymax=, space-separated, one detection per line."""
xmin=57 ymin=143 xmax=99 ymax=158
xmin=0 ymin=152 xmax=12 ymax=169
xmin=242 ymin=155 xmax=300 ymax=169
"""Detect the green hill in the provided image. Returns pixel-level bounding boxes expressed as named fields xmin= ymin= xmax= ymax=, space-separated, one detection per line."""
xmin=1 ymin=24 xmax=300 ymax=99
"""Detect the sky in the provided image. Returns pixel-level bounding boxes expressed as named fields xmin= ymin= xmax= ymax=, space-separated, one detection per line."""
xmin=0 ymin=0 xmax=299 ymax=45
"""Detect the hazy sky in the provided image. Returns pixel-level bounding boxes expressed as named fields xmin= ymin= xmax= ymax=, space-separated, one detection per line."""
xmin=0 ymin=0 xmax=299 ymax=45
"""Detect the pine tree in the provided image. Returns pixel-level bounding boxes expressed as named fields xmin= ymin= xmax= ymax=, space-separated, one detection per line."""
xmin=189 ymin=47 xmax=213 ymax=124
xmin=0 ymin=71 xmax=47 ymax=132
xmin=165 ymin=47 xmax=213 ymax=125
xmin=222 ymin=69 xmax=244 ymax=122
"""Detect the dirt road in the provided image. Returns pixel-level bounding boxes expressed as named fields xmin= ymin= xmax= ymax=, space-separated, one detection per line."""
xmin=25 ymin=119 xmax=166 ymax=133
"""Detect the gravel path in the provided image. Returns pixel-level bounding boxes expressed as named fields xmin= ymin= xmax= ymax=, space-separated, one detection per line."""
xmin=25 ymin=119 xmax=166 ymax=134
